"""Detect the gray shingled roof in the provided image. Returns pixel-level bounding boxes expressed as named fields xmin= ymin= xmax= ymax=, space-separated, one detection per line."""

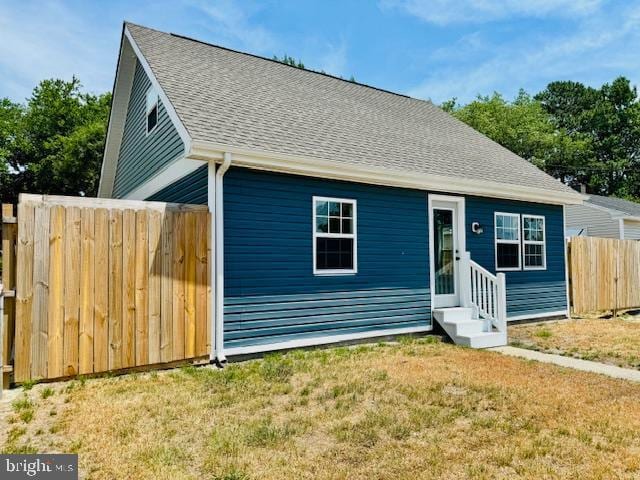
xmin=588 ymin=194 xmax=640 ymax=217
xmin=127 ymin=23 xmax=575 ymax=195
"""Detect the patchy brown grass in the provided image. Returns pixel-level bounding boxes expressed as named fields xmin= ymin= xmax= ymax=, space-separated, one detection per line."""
xmin=510 ymin=314 xmax=640 ymax=369
xmin=2 ymin=337 xmax=640 ymax=479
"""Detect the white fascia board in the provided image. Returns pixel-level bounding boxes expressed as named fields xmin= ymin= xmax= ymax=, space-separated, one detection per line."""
xmin=98 ymin=25 xmax=194 ymax=199
xmin=98 ymin=31 xmax=136 ymax=198
xmin=612 ymin=214 xmax=640 ymax=222
xmin=124 ymin=26 xmax=192 ymax=151
xmin=122 ymin=156 xmax=206 ymax=200
xmin=188 ymin=140 xmax=586 ymax=206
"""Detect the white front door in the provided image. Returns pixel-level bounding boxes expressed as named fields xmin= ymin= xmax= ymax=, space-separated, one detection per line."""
xmin=430 ymin=196 xmax=465 ymax=308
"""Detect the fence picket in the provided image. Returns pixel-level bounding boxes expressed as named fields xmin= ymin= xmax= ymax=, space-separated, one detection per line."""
xmin=94 ymin=209 xmax=109 ymax=372
xmin=570 ymin=236 xmax=640 ymax=314
xmin=135 ymin=210 xmax=149 ymax=366
xmin=79 ymin=208 xmax=95 ymax=375
xmin=6 ymin=195 xmax=211 ymax=383
xmin=63 ymin=207 xmax=81 ymax=376
xmin=148 ymin=210 xmax=162 ymax=364
xmin=31 ymin=205 xmax=50 ymax=379
xmin=109 ymin=209 xmax=123 ymax=370
xmin=14 ymin=202 xmax=35 ymax=382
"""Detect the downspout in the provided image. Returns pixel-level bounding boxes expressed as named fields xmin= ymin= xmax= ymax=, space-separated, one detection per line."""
xmin=209 ymin=152 xmax=232 ymax=364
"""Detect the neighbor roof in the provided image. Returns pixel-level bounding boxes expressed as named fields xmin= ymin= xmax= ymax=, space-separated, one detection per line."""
xmin=122 ymin=23 xmax=576 ymax=196
xmin=587 ymin=194 xmax=640 ymax=218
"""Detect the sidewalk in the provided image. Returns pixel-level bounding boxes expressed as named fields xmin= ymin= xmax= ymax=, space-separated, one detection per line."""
xmin=491 ymin=346 xmax=640 ymax=382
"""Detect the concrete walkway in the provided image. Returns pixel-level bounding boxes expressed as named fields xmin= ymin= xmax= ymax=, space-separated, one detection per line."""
xmin=490 ymin=346 xmax=640 ymax=383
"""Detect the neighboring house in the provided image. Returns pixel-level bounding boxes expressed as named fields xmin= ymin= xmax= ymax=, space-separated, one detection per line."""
xmin=566 ymin=194 xmax=640 ymax=240
xmin=98 ymin=23 xmax=584 ymax=358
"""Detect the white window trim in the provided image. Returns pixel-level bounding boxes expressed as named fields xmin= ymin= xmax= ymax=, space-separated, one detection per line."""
xmin=145 ymin=86 xmax=159 ymax=135
xmin=312 ymin=195 xmax=357 ymax=275
xmin=522 ymin=214 xmax=547 ymax=270
xmin=495 ymin=212 xmax=521 ymax=271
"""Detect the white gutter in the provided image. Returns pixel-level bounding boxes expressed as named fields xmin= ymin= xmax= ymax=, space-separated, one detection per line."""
xmin=188 ymin=140 xmax=586 ymax=206
xmin=209 ymin=153 xmax=232 ymax=364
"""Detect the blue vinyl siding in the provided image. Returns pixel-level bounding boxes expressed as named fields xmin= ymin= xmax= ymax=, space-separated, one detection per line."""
xmin=223 ymin=168 xmax=431 ymax=349
xmin=143 ymin=165 xmax=567 ymax=350
xmin=465 ymin=196 xmax=567 ymax=318
xmin=146 ymin=165 xmax=208 ymax=204
xmin=112 ymin=60 xmax=185 ymax=198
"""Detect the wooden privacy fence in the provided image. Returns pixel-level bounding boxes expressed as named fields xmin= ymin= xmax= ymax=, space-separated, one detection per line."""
xmin=569 ymin=236 xmax=640 ymax=315
xmin=4 ymin=194 xmax=211 ymax=383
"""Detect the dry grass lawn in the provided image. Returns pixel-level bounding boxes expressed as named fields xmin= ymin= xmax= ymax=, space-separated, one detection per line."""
xmin=509 ymin=314 xmax=640 ymax=369
xmin=2 ymin=337 xmax=640 ymax=479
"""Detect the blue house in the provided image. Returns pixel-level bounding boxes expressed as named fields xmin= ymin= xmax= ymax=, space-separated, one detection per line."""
xmin=98 ymin=23 xmax=584 ymax=360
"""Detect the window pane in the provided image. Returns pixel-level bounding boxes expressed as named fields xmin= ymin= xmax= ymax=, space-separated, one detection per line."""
xmin=497 ymin=243 xmax=519 ymax=269
xmin=315 ymin=201 xmax=328 ymax=216
xmin=316 ymin=238 xmax=353 ymax=270
xmin=315 ymin=216 xmax=328 ymax=233
xmin=496 ymin=215 xmax=518 ymax=241
xmin=329 ymin=217 xmax=341 ymax=233
xmin=147 ymin=105 xmax=158 ymax=132
xmin=329 ymin=202 xmax=341 ymax=216
xmin=524 ymin=244 xmax=544 ymax=267
xmin=523 ymin=217 xmax=544 ymax=242
xmin=341 ymin=203 xmax=353 ymax=217
xmin=342 ymin=218 xmax=352 ymax=234
xmin=433 ymin=209 xmax=455 ymax=295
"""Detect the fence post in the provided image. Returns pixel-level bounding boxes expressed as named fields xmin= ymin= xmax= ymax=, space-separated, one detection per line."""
xmin=459 ymin=251 xmax=471 ymax=308
xmin=496 ymin=272 xmax=507 ymax=333
xmin=2 ymin=204 xmax=17 ymax=391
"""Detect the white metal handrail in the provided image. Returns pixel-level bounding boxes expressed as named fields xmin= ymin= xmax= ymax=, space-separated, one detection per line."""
xmin=460 ymin=252 xmax=507 ymax=333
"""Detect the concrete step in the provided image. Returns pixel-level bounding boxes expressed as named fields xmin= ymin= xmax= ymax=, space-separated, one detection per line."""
xmin=444 ymin=318 xmax=485 ymax=336
xmin=432 ymin=307 xmax=474 ymax=323
xmin=457 ymin=331 xmax=507 ymax=349
xmin=432 ymin=307 xmax=507 ymax=349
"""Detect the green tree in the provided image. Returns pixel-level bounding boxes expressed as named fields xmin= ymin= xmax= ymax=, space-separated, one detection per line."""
xmin=444 ymin=90 xmax=592 ymax=188
xmin=536 ymin=77 xmax=640 ymax=197
xmin=0 ymin=77 xmax=110 ymax=203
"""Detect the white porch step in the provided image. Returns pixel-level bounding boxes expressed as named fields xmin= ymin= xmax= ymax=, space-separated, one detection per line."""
xmin=457 ymin=331 xmax=507 ymax=349
xmin=433 ymin=307 xmax=507 ymax=349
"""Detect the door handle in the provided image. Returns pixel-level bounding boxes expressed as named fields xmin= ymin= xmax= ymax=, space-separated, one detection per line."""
xmin=455 ymin=256 xmax=460 ymax=261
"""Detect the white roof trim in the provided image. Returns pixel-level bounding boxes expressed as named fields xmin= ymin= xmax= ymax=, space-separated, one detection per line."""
xmin=188 ymin=140 xmax=586 ymax=205
xmin=97 ymin=24 xmax=192 ymax=198
xmin=97 ymin=31 xmax=136 ymax=198
xmin=122 ymin=156 xmax=207 ymax=200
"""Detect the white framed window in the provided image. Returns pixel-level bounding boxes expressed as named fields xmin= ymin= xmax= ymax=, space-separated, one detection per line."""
xmin=495 ymin=212 xmax=521 ymax=271
xmin=145 ymin=86 xmax=159 ymax=134
xmin=522 ymin=214 xmax=546 ymax=270
xmin=313 ymin=196 xmax=357 ymax=275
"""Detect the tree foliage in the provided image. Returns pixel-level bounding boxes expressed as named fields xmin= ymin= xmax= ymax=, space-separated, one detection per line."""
xmin=0 ymin=77 xmax=110 ymax=203
xmin=273 ymin=54 xmax=305 ymax=69
xmin=444 ymin=77 xmax=640 ymax=199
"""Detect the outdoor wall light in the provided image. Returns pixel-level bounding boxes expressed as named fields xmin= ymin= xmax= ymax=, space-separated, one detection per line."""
xmin=471 ymin=222 xmax=483 ymax=234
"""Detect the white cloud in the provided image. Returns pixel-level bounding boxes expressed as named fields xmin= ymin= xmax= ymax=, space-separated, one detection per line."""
xmin=382 ymin=0 xmax=603 ymax=25
xmin=406 ymin=3 xmax=640 ymax=103
xmin=0 ymin=1 xmax=117 ymax=101
xmin=317 ymin=41 xmax=348 ymax=77
xmin=190 ymin=0 xmax=278 ymax=53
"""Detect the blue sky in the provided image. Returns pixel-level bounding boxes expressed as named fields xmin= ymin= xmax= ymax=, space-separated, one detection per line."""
xmin=1 ymin=0 xmax=639 ymax=105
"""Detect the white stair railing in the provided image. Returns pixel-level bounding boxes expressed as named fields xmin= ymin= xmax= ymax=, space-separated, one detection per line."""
xmin=459 ymin=252 xmax=507 ymax=333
